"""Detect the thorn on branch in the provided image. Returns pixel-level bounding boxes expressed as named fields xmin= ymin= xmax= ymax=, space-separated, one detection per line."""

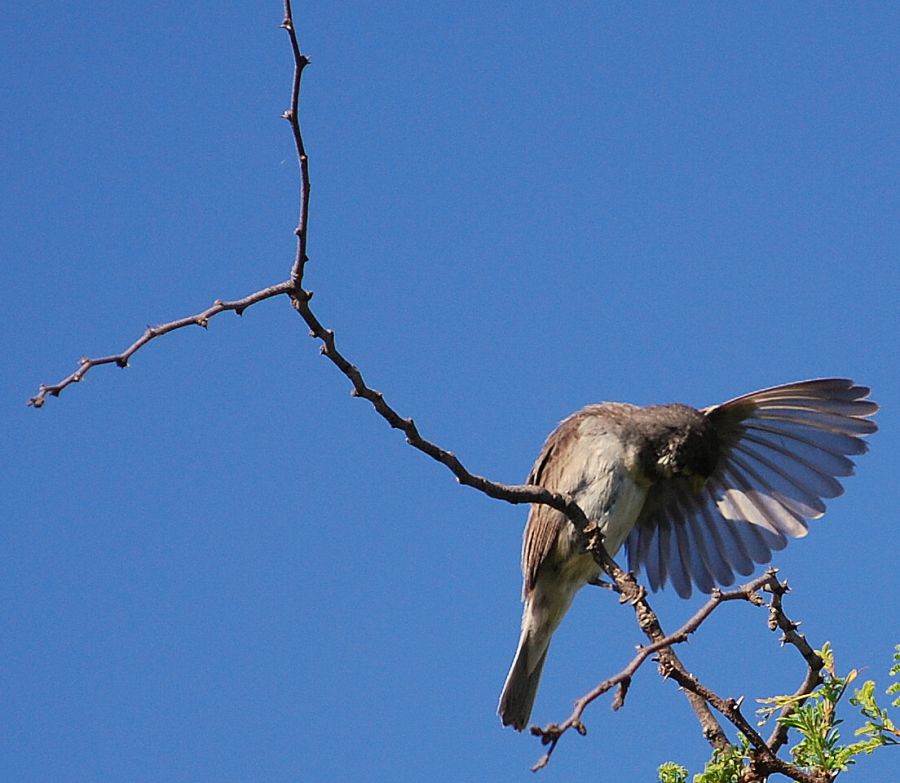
xmin=531 ymin=724 xmax=561 ymax=745
xmin=746 ymin=590 xmax=764 ymax=607
xmin=282 ymin=110 xmax=293 ymax=121
xmin=612 ymin=678 xmax=631 ymax=710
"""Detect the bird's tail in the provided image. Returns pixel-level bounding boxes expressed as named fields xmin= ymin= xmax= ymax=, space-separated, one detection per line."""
xmin=497 ymin=625 xmax=551 ymax=731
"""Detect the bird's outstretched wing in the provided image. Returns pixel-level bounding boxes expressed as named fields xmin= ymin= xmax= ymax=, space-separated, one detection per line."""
xmin=625 ymin=379 xmax=877 ymax=597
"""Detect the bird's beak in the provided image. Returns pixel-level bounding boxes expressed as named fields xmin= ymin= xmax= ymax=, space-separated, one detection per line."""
xmin=690 ymin=474 xmax=708 ymax=495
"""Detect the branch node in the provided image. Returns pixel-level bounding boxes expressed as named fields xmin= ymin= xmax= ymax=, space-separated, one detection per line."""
xmin=612 ymin=677 xmax=631 ymax=711
xmin=531 ymin=724 xmax=561 ymax=745
xmin=115 ymin=357 xmax=128 ymax=369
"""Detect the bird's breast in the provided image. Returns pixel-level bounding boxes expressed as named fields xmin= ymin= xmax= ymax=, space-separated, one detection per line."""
xmin=564 ymin=429 xmax=650 ymax=557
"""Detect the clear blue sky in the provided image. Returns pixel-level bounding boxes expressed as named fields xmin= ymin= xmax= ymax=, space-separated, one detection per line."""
xmin=4 ymin=4 xmax=899 ymax=781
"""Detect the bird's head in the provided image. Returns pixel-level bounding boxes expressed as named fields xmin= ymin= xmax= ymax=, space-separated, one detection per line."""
xmin=645 ymin=405 xmax=720 ymax=491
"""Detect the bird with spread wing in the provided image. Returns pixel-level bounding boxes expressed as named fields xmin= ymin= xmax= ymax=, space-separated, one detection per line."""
xmin=498 ymin=378 xmax=877 ymax=731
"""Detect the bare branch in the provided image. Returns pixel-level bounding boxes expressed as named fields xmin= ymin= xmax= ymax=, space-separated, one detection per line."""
xmin=764 ymin=580 xmax=826 ymax=752
xmin=27 ymin=281 xmax=294 ymax=408
xmin=665 ymin=664 xmax=827 ymax=783
xmin=529 ymin=572 xmax=774 ymax=771
xmin=589 ymin=562 xmax=731 ymax=751
xmin=281 ymin=1 xmax=312 ymax=289
xmin=530 ymin=569 xmax=833 ymax=782
xmin=25 ymin=11 xmax=839 ymax=781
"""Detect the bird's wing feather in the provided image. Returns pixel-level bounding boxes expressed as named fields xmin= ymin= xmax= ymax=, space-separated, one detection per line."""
xmin=520 ymin=411 xmax=591 ymax=596
xmin=626 ymin=379 xmax=877 ymax=598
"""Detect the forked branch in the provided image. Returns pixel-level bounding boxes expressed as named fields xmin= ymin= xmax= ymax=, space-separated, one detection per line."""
xmin=27 ymin=6 xmax=834 ymax=780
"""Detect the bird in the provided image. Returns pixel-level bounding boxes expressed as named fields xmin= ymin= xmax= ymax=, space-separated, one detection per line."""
xmin=497 ymin=378 xmax=877 ymax=731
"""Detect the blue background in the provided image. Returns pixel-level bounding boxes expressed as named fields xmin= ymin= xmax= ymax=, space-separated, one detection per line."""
xmin=4 ymin=3 xmax=898 ymax=781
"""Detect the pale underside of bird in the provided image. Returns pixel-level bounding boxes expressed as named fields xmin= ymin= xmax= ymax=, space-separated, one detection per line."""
xmin=498 ymin=378 xmax=877 ymax=731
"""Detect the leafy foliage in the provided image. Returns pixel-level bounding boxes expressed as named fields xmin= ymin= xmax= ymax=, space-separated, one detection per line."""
xmin=658 ymin=644 xmax=898 ymax=782
xmin=658 ymin=742 xmax=749 ymax=783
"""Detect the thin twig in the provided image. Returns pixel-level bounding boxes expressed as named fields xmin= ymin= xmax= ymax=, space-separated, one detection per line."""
xmin=666 ymin=664 xmax=827 ymax=783
xmin=529 ymin=573 xmax=774 ymax=771
xmin=281 ymin=0 xmax=311 ymax=289
xmin=626 ymin=578 xmax=731 ymax=753
xmin=764 ymin=580 xmax=825 ymax=752
xmin=530 ymin=569 xmax=831 ymax=783
xmin=27 ymin=281 xmax=294 ymax=408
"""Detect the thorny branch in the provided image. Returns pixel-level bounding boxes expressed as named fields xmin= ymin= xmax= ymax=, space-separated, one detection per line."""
xmin=27 ymin=282 xmax=294 ymax=407
xmin=281 ymin=0 xmax=311 ymax=289
xmin=528 ymin=572 xmax=775 ymax=771
xmin=530 ymin=570 xmax=830 ymax=782
xmin=27 ymin=4 xmax=839 ymax=780
xmin=765 ymin=580 xmax=826 ymax=753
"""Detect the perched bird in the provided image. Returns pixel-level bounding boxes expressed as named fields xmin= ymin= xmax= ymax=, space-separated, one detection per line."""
xmin=498 ymin=378 xmax=877 ymax=731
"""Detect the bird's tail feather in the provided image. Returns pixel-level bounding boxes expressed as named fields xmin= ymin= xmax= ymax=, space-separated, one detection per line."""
xmin=498 ymin=628 xmax=550 ymax=731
